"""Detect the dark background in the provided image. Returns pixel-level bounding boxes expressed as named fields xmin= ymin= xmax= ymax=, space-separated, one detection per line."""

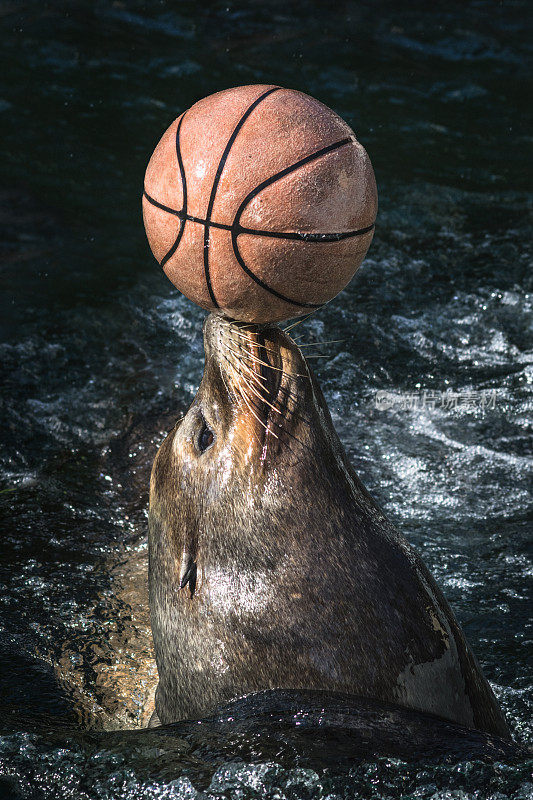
xmin=0 ymin=2 xmax=531 ymax=797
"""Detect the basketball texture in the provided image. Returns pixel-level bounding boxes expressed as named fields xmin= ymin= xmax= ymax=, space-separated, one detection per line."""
xmin=142 ymin=85 xmax=377 ymax=323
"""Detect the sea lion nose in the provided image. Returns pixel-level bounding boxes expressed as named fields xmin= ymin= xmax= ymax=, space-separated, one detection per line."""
xmin=202 ymin=313 xmax=223 ymax=363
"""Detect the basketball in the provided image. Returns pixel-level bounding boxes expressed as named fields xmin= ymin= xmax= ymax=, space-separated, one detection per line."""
xmin=142 ymin=85 xmax=377 ymax=323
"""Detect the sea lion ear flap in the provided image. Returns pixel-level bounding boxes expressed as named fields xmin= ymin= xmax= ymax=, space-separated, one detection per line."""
xmin=178 ymin=550 xmax=197 ymax=597
xmin=172 ymin=489 xmax=199 ymax=597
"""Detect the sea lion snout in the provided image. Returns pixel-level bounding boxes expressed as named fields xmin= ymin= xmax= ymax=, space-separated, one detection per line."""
xmin=202 ymin=312 xmax=287 ymax=399
xmin=201 ymin=313 xmax=316 ymax=460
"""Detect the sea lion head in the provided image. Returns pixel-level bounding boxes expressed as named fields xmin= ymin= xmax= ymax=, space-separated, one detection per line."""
xmin=148 ymin=312 xmax=356 ymax=720
xmin=149 ymin=313 xmax=346 ymax=592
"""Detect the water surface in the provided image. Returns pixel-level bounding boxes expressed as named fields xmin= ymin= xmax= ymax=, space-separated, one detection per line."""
xmin=0 ymin=1 xmax=531 ymax=798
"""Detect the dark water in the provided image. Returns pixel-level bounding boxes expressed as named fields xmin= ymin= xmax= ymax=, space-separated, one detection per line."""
xmin=0 ymin=1 xmax=531 ymax=798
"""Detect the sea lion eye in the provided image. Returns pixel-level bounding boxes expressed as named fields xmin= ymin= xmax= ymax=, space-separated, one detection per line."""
xmin=198 ymin=423 xmax=215 ymax=453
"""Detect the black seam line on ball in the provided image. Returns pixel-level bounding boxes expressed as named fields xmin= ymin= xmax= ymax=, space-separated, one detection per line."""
xmin=229 ymin=136 xmax=364 ymax=308
xmin=160 ymin=113 xmax=188 ymax=269
xmin=143 ymin=192 xmax=232 ymax=230
xmin=203 ymin=86 xmax=282 ymax=308
xmin=232 ymin=137 xmax=352 ymax=229
xmin=231 ymin=229 xmax=322 ymax=309
xmin=143 ymin=191 xmax=375 ymax=242
xmin=236 ymin=221 xmax=375 ymax=242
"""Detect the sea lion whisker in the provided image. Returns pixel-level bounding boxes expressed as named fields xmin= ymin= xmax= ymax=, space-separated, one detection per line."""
xmin=224 ymin=350 xmax=274 ymax=399
xmin=235 ymin=380 xmax=279 ymax=440
xmin=234 ymin=392 xmax=267 ymax=450
xmin=221 ymin=352 xmax=244 ymax=386
xmin=229 ymin=353 xmax=314 ymax=450
xmin=222 ymin=345 xmax=265 ymax=378
xmin=224 ymin=323 xmax=261 ymax=337
xmin=225 ymin=326 xmax=257 ymax=340
xmin=232 ymin=322 xmax=263 ymax=331
xmin=236 ymin=369 xmax=286 ymax=418
xmin=239 ymin=387 xmax=284 ymax=430
xmin=223 ymin=355 xmax=289 ymax=436
xmin=233 ymin=351 xmax=276 ymax=374
xmin=220 ymin=327 xmax=271 ymax=359
xmin=227 ymin=357 xmax=266 ymax=399
xmin=230 ymin=348 xmax=309 ymax=379
xmin=222 ymin=326 xmax=311 ymax=380
xmin=229 ymin=354 xmax=274 ymax=398
xmin=243 ymin=379 xmax=279 ymax=414
xmin=291 ymin=332 xmax=310 ymax=343
xmin=223 ymin=356 xmax=283 ymax=416
xmin=229 ymin=349 xmax=284 ymax=376
xmin=241 ymin=390 xmax=318 ymax=454
xmin=229 ymin=329 xmax=279 ymax=354
xmin=219 ymin=358 xmax=234 ymax=400
xmin=222 ymin=355 xmax=273 ymax=417
xmin=224 ymin=341 xmax=279 ymax=374
xmin=218 ymin=333 xmax=254 ymax=365
xmin=230 ymin=357 xmax=302 ymax=416
xmin=236 ymin=359 xmax=270 ymax=393
xmin=228 ymin=331 xmax=259 ymax=348
xmin=283 ymin=309 xmax=322 ymax=332
xmin=297 ymin=339 xmax=345 ymax=348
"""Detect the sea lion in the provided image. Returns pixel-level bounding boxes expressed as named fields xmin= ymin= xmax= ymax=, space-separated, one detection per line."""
xmin=148 ymin=313 xmax=510 ymax=738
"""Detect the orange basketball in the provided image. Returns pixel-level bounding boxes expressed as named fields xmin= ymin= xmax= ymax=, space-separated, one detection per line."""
xmin=142 ymin=85 xmax=377 ymax=323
